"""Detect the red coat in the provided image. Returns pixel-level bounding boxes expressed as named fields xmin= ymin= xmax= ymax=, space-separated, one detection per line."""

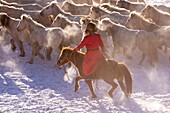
xmin=74 ymin=33 xmax=105 ymax=76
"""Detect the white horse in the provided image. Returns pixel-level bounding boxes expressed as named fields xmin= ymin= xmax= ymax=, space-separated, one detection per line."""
xmin=101 ymin=18 xmax=138 ymax=60
xmin=40 ymin=1 xmax=84 ymax=23
xmin=89 ymin=6 xmax=129 ymax=25
xmin=61 ymin=1 xmax=92 ymax=15
xmin=125 ymin=12 xmax=166 ymax=50
xmin=116 ymin=0 xmax=145 ymax=12
xmin=16 ymin=14 xmax=70 ymax=64
xmin=3 ymin=0 xmax=49 ymax=7
xmin=0 ymin=5 xmax=53 ymax=27
xmin=154 ymin=4 xmax=170 ymax=14
xmin=0 ymin=0 xmax=43 ymax=10
xmin=0 ymin=13 xmax=29 ymax=57
xmin=141 ymin=5 xmax=170 ymax=26
xmin=51 ymin=14 xmax=83 ymax=46
xmin=102 ymin=18 xmax=159 ymax=66
xmin=69 ymin=0 xmax=93 ymax=5
xmin=125 ymin=12 xmax=160 ymax=31
xmin=100 ymin=3 xmax=130 ymax=15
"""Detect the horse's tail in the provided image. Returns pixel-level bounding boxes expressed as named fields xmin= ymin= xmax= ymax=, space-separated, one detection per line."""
xmin=118 ymin=63 xmax=132 ymax=97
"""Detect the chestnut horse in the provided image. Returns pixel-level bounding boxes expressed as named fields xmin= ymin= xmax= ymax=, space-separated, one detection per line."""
xmin=57 ymin=47 xmax=132 ymax=98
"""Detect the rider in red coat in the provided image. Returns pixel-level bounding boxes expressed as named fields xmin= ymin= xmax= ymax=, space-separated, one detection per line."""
xmin=74 ymin=22 xmax=106 ymax=76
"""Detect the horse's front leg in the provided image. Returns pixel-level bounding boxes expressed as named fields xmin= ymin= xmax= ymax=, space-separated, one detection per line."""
xmin=123 ymin=48 xmax=133 ymax=60
xmin=36 ymin=46 xmax=44 ymax=60
xmin=112 ymin=45 xmax=119 ymax=58
xmin=46 ymin=47 xmax=53 ymax=60
xmin=18 ymin=40 xmax=25 ymax=57
xmin=139 ymin=53 xmax=146 ymax=65
xmin=14 ymin=37 xmax=25 ymax=57
xmin=74 ymin=76 xmax=83 ymax=92
xmin=85 ymin=79 xmax=97 ymax=98
xmin=27 ymin=42 xmax=38 ymax=64
xmin=10 ymin=39 xmax=16 ymax=52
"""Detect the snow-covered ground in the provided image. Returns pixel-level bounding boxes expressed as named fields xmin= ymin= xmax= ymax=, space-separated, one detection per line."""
xmin=0 ymin=32 xmax=170 ymax=113
xmin=0 ymin=0 xmax=170 ymax=113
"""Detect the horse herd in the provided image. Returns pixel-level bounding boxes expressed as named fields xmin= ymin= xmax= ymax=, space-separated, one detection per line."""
xmin=0 ymin=0 xmax=169 ymax=98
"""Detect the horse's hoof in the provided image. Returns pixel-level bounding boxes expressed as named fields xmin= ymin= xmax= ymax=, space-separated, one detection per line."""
xmin=92 ymin=95 xmax=97 ymax=98
xmin=46 ymin=56 xmax=51 ymax=61
xmin=127 ymin=56 xmax=133 ymax=60
xmin=11 ymin=47 xmax=16 ymax=52
xmin=74 ymin=84 xmax=80 ymax=92
xmin=19 ymin=54 xmax=25 ymax=57
xmin=40 ymin=55 xmax=45 ymax=60
xmin=26 ymin=60 xmax=33 ymax=64
xmin=108 ymin=92 xmax=113 ymax=98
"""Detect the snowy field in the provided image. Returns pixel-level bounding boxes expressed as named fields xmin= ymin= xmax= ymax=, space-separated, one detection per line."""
xmin=0 ymin=0 xmax=170 ymax=113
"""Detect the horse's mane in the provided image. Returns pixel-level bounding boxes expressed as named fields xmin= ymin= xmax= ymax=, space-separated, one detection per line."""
xmin=21 ymin=14 xmax=45 ymax=28
xmin=0 ymin=0 xmax=17 ymax=5
xmin=118 ymin=0 xmax=144 ymax=5
xmin=46 ymin=1 xmax=60 ymax=9
xmin=62 ymin=47 xmax=85 ymax=54
xmin=1 ymin=13 xmax=9 ymax=27
xmin=0 ymin=4 xmax=24 ymax=11
xmin=101 ymin=17 xmax=124 ymax=28
xmin=92 ymin=6 xmax=113 ymax=14
xmin=46 ymin=1 xmax=72 ymax=16
xmin=101 ymin=3 xmax=130 ymax=12
xmin=145 ymin=5 xmax=170 ymax=16
xmin=129 ymin=11 xmax=156 ymax=24
xmin=63 ymin=1 xmax=91 ymax=7
xmin=0 ymin=13 xmax=20 ymax=27
xmin=53 ymin=14 xmax=80 ymax=29
xmin=56 ymin=14 xmax=78 ymax=25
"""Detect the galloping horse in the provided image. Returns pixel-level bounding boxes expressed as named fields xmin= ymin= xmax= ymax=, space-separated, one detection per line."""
xmin=57 ymin=47 xmax=132 ymax=98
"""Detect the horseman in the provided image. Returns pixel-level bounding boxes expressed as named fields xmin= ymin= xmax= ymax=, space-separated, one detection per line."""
xmin=74 ymin=22 xmax=108 ymax=77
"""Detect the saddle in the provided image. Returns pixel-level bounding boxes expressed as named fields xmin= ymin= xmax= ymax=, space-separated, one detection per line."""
xmin=82 ymin=59 xmax=118 ymax=80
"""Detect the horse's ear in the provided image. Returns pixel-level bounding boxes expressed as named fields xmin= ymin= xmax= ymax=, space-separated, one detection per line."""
xmin=21 ymin=14 xmax=26 ymax=20
xmin=147 ymin=5 xmax=152 ymax=9
xmin=130 ymin=12 xmax=136 ymax=18
xmin=51 ymin=3 xmax=56 ymax=8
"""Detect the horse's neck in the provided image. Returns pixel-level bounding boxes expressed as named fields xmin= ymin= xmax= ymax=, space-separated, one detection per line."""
xmin=100 ymin=12 xmax=111 ymax=20
xmin=123 ymin=1 xmax=130 ymax=9
xmin=70 ymin=53 xmax=83 ymax=69
xmin=111 ymin=13 xmax=128 ymax=25
xmin=150 ymin=7 xmax=160 ymax=23
xmin=3 ymin=7 xmax=24 ymax=18
xmin=142 ymin=19 xmax=158 ymax=31
xmin=7 ymin=18 xmax=18 ymax=30
xmin=27 ymin=19 xmax=44 ymax=33
xmin=62 ymin=19 xmax=72 ymax=28
xmin=53 ymin=5 xmax=63 ymax=17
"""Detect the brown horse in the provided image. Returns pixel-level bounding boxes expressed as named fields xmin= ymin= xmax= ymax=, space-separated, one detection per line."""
xmin=57 ymin=47 xmax=132 ymax=98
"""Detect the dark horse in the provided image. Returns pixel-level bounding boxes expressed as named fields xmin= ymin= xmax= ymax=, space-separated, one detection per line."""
xmin=57 ymin=47 xmax=132 ymax=98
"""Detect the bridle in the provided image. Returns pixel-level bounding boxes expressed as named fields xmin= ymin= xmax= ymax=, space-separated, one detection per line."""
xmin=59 ymin=50 xmax=77 ymax=66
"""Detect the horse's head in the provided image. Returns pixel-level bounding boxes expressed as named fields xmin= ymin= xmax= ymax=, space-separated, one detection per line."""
xmin=61 ymin=1 xmax=70 ymax=13
xmin=125 ymin=12 xmax=139 ymax=29
xmin=89 ymin=6 xmax=102 ymax=20
xmin=51 ymin=14 xmax=65 ymax=28
xmin=0 ymin=13 xmax=10 ymax=27
xmin=116 ymin=0 xmax=124 ymax=8
xmin=40 ymin=2 xmax=56 ymax=16
xmin=57 ymin=47 xmax=74 ymax=67
xmin=141 ymin=5 xmax=152 ymax=18
xmin=17 ymin=14 xmax=29 ymax=32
